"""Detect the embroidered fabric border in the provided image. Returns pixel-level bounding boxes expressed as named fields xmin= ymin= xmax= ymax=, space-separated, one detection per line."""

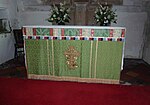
xmin=28 ymin=74 xmax=119 ymax=84
xmin=24 ymin=35 xmax=125 ymax=42
xmin=22 ymin=27 xmax=125 ymax=37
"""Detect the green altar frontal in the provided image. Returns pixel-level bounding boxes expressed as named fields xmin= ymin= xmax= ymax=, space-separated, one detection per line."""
xmin=23 ymin=26 xmax=125 ymax=84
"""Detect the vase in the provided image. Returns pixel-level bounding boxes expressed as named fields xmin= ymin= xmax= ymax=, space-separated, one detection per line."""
xmin=100 ymin=23 xmax=111 ymax=26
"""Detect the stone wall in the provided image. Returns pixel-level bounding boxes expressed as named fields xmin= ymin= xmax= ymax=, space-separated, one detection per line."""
xmin=143 ymin=2 xmax=150 ymax=64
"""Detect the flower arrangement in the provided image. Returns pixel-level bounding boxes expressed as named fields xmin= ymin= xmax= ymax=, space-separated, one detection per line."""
xmin=47 ymin=1 xmax=71 ymax=25
xmin=94 ymin=3 xmax=117 ymax=26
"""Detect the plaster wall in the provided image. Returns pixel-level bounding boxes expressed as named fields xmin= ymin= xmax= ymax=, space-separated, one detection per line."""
xmin=20 ymin=11 xmax=51 ymax=26
xmin=0 ymin=0 xmax=18 ymax=29
xmin=0 ymin=0 xmax=8 ymax=8
xmin=0 ymin=0 xmax=9 ymax=18
xmin=143 ymin=41 xmax=150 ymax=64
xmin=112 ymin=12 xmax=147 ymax=58
xmin=0 ymin=0 xmax=15 ymax=64
xmin=0 ymin=9 xmax=8 ymax=18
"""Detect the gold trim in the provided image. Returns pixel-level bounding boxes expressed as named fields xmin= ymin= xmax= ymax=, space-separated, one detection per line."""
xmin=94 ymin=40 xmax=98 ymax=78
xmin=89 ymin=41 xmax=93 ymax=78
xmin=28 ymin=74 xmax=119 ymax=84
xmin=51 ymin=40 xmax=55 ymax=76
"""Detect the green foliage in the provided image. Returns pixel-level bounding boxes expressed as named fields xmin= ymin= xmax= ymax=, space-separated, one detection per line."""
xmin=47 ymin=1 xmax=71 ymax=25
xmin=94 ymin=3 xmax=117 ymax=26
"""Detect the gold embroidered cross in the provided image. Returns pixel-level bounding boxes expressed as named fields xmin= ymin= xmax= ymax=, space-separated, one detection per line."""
xmin=64 ymin=46 xmax=80 ymax=69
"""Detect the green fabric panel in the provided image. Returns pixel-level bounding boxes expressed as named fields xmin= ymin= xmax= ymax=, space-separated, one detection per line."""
xmin=47 ymin=40 xmax=53 ymax=75
xmin=25 ymin=39 xmax=123 ymax=80
xmin=53 ymin=40 xmax=61 ymax=76
xmin=94 ymin=29 xmax=109 ymax=37
xmin=36 ymin=28 xmax=50 ymax=36
xmin=59 ymin=40 xmax=81 ymax=77
xmin=25 ymin=40 xmax=38 ymax=74
xmin=64 ymin=28 xmax=80 ymax=36
xmin=38 ymin=40 xmax=49 ymax=75
xmin=80 ymin=41 xmax=91 ymax=78
xmin=25 ymin=40 xmax=49 ymax=75
xmin=96 ymin=42 xmax=123 ymax=80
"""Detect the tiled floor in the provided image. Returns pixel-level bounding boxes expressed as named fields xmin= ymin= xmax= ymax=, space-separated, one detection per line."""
xmin=0 ymin=56 xmax=150 ymax=85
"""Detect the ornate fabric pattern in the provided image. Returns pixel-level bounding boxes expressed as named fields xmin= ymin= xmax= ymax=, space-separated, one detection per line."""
xmin=25 ymin=40 xmax=49 ymax=75
xmin=26 ymin=27 xmax=33 ymax=36
xmin=23 ymin=27 xmax=125 ymax=37
xmin=64 ymin=28 xmax=80 ymax=36
xmin=53 ymin=28 xmax=61 ymax=36
xmin=24 ymin=35 xmax=125 ymax=42
xmin=23 ymin=26 xmax=126 ymax=84
xmin=25 ymin=39 xmax=123 ymax=80
xmin=113 ymin=29 xmax=122 ymax=37
xmin=64 ymin=46 xmax=80 ymax=69
xmin=94 ymin=29 xmax=109 ymax=37
xmin=36 ymin=28 xmax=50 ymax=36
xmin=82 ymin=28 xmax=91 ymax=36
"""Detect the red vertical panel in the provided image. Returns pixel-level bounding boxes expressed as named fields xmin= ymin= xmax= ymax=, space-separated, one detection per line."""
xmin=91 ymin=29 xmax=94 ymax=37
xmin=33 ymin=28 xmax=36 ymax=36
xmin=110 ymin=29 xmax=114 ymax=37
xmin=79 ymin=29 xmax=82 ymax=36
xmin=61 ymin=28 xmax=64 ymax=36
xmin=121 ymin=29 xmax=125 ymax=37
xmin=50 ymin=28 xmax=53 ymax=36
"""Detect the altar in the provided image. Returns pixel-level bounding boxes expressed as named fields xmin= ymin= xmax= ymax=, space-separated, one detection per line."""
xmin=23 ymin=26 xmax=125 ymax=84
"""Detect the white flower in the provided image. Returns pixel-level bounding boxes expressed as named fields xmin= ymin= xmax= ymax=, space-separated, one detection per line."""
xmin=53 ymin=14 xmax=56 ymax=17
xmin=100 ymin=5 xmax=103 ymax=9
xmin=96 ymin=14 xmax=99 ymax=18
xmin=57 ymin=17 xmax=60 ymax=20
xmin=60 ymin=9 xmax=63 ymax=12
xmin=64 ymin=14 xmax=67 ymax=18
xmin=56 ymin=12 xmax=59 ymax=14
xmin=60 ymin=3 xmax=63 ymax=6
xmin=104 ymin=20 xmax=108 ymax=23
